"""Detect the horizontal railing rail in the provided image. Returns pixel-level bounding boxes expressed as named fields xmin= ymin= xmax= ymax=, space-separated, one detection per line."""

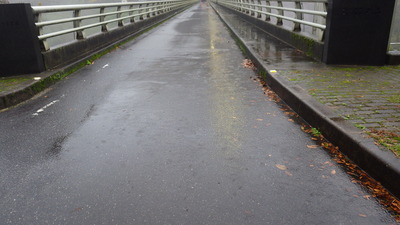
xmin=214 ymin=0 xmax=327 ymax=41
xmin=32 ymin=0 xmax=195 ymax=51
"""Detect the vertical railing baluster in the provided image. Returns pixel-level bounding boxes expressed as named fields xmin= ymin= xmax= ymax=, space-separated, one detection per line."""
xmin=248 ymin=0 xmax=252 ymax=14
xmin=139 ymin=4 xmax=144 ymax=20
xmin=35 ymin=12 xmax=49 ymax=51
xmin=73 ymin=9 xmax=85 ymax=39
xmin=162 ymin=1 xmax=166 ymax=13
xmin=146 ymin=3 xmax=151 ymax=18
xmin=129 ymin=5 xmax=135 ymax=23
xmin=100 ymin=7 xmax=108 ymax=32
xmin=155 ymin=2 xmax=160 ymax=15
xmin=117 ymin=6 xmax=123 ymax=27
xmin=152 ymin=2 xmax=156 ymax=16
xmin=158 ymin=2 xmax=162 ymax=14
xmin=257 ymin=0 xmax=262 ymax=19
xmin=277 ymin=1 xmax=283 ymax=26
xmin=321 ymin=2 xmax=327 ymax=41
xmin=265 ymin=0 xmax=271 ymax=21
xmin=250 ymin=0 xmax=255 ymax=16
xmin=293 ymin=1 xmax=302 ymax=31
xmin=161 ymin=1 xmax=165 ymax=13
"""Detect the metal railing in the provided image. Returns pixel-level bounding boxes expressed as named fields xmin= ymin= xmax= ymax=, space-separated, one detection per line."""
xmin=32 ymin=0 xmax=195 ymax=51
xmin=213 ymin=0 xmax=327 ymax=41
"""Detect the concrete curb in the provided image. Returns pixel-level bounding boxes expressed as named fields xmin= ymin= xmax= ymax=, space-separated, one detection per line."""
xmin=211 ymin=3 xmax=400 ymax=199
xmin=0 ymin=6 xmax=190 ymax=111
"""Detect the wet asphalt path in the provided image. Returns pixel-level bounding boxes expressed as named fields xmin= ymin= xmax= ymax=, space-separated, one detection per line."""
xmin=0 ymin=3 xmax=396 ymax=224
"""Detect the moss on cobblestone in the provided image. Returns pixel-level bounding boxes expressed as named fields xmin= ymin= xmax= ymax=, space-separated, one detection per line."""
xmin=388 ymin=95 xmax=400 ymax=103
xmin=368 ymin=129 xmax=400 ymax=157
xmin=281 ymin=65 xmax=400 ymax=156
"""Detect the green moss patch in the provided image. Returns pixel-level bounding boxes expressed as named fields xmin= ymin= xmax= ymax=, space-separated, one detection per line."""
xmin=0 ymin=77 xmax=32 ymax=93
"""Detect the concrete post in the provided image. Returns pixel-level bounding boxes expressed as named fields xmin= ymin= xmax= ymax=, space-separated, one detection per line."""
xmin=323 ymin=0 xmax=396 ymax=65
xmin=0 ymin=4 xmax=45 ymax=76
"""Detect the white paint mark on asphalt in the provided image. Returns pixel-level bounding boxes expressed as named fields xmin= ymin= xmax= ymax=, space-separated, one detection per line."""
xmin=32 ymin=100 xmax=60 ymax=116
xmin=96 ymin=64 xmax=110 ymax=72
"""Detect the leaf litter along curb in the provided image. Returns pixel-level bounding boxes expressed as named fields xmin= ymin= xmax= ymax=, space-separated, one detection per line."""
xmin=251 ymin=70 xmax=400 ymax=222
xmin=368 ymin=129 xmax=400 ymax=157
xmin=242 ymin=59 xmax=256 ymax=70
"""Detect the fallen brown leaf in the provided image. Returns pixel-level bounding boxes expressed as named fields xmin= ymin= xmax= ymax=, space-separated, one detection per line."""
xmin=285 ymin=171 xmax=293 ymax=176
xmin=242 ymin=59 xmax=256 ymax=70
xmin=363 ymin=195 xmax=371 ymax=200
xmin=307 ymin=145 xmax=319 ymax=149
xmin=275 ymin=164 xmax=287 ymax=171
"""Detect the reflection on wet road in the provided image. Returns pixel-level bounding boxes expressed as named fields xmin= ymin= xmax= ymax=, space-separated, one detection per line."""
xmin=208 ymin=5 xmax=243 ymax=160
xmin=0 ymin=3 xmax=397 ymax=224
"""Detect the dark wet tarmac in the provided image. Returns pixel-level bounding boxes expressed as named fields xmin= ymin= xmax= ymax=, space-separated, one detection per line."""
xmin=0 ymin=3 xmax=396 ymax=224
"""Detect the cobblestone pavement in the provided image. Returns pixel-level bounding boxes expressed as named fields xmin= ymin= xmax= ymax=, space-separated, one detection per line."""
xmin=211 ymin=4 xmax=400 ymax=157
xmin=279 ymin=66 xmax=400 ymax=156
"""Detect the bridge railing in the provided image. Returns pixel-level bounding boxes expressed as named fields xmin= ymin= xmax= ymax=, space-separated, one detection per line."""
xmin=0 ymin=0 xmax=196 ymax=75
xmin=212 ymin=0 xmax=398 ymax=65
xmin=33 ymin=1 xmax=191 ymax=51
xmin=216 ymin=0 xmax=327 ymax=41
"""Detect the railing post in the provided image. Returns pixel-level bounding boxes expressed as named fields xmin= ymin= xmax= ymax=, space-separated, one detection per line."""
xmin=152 ymin=3 xmax=156 ymax=16
xmin=237 ymin=0 xmax=243 ymax=12
xmin=323 ymin=0 xmax=396 ymax=65
xmin=129 ymin=5 xmax=135 ymax=23
xmin=167 ymin=1 xmax=171 ymax=12
xmin=146 ymin=3 xmax=151 ymax=18
xmin=155 ymin=2 xmax=160 ymax=15
xmin=250 ymin=0 xmax=255 ymax=16
xmin=73 ymin=9 xmax=85 ymax=39
xmin=276 ymin=1 xmax=283 ymax=26
xmin=139 ymin=4 xmax=144 ymax=20
xmin=160 ymin=2 xmax=165 ymax=13
xmin=265 ymin=0 xmax=271 ymax=21
xmin=100 ymin=7 xmax=108 ymax=32
xmin=257 ymin=0 xmax=262 ymax=19
xmin=162 ymin=1 xmax=166 ymax=13
xmin=293 ymin=1 xmax=302 ymax=31
xmin=117 ymin=6 xmax=123 ymax=27
xmin=0 ymin=3 xmax=45 ymax=75
xmin=242 ymin=0 xmax=248 ymax=14
xmin=34 ymin=12 xmax=49 ymax=51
